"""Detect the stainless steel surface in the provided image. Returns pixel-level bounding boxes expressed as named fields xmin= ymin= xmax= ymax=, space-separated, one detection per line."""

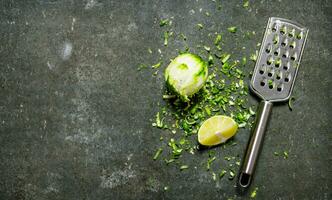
xmin=239 ymin=100 xmax=273 ymax=188
xmin=239 ymin=17 xmax=308 ymax=189
xmin=250 ymin=17 xmax=309 ymax=102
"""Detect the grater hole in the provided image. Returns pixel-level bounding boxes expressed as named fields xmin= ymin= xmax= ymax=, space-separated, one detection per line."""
xmin=268 ymin=72 xmax=273 ymax=77
xmin=277 ymin=83 xmax=283 ymax=92
xmin=290 ymin=41 xmax=296 ymax=49
xmin=275 ymin=61 xmax=280 ymax=68
xmin=280 ymin=26 xmax=287 ymax=36
xmin=288 ymin=29 xmax=295 ymax=38
xmin=283 ymin=51 xmax=289 ymax=59
xmin=265 ymin=43 xmax=272 ymax=54
xmin=259 ymin=65 xmax=266 ymax=74
xmin=291 ymin=56 xmax=296 ymax=61
xmin=273 ymin=35 xmax=279 ymax=44
xmin=283 ymin=65 xmax=288 ymax=70
xmin=276 ymin=74 xmax=281 ymax=80
xmin=281 ymin=42 xmax=286 ymax=47
xmin=268 ymin=80 xmax=274 ymax=89
xmin=260 ymin=81 xmax=265 ymax=86
xmin=272 ymin=27 xmax=277 ymax=32
xmin=267 ymin=56 xmax=274 ymax=66
xmin=296 ymin=32 xmax=303 ymax=40
xmin=274 ymin=51 xmax=279 ymax=56
xmin=285 ymin=77 xmax=289 ymax=82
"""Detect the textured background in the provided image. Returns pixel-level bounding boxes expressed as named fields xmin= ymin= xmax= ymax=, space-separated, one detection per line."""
xmin=0 ymin=0 xmax=331 ymax=199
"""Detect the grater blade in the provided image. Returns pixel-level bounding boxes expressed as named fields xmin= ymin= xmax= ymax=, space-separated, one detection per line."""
xmin=251 ymin=17 xmax=309 ymax=102
xmin=239 ymin=17 xmax=308 ymax=189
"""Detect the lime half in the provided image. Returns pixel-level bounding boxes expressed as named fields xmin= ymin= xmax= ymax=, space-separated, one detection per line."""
xmin=198 ymin=115 xmax=238 ymax=146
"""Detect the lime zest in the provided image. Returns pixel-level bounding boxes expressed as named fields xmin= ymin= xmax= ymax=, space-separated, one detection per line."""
xmin=250 ymin=187 xmax=258 ymax=198
xmin=153 ymin=148 xmax=163 ymax=160
xmin=227 ymin=26 xmax=237 ymax=33
xmin=206 ymin=156 xmax=216 ymax=171
xmin=159 ymin=19 xmax=170 ymax=27
xmin=197 ymin=23 xmax=204 ymax=29
xmin=288 ymin=96 xmax=295 ymax=111
xmin=243 ymin=0 xmax=249 ymax=8
xmin=221 ymin=54 xmax=231 ymax=63
xmin=180 ymin=165 xmax=189 ymax=170
xmin=152 ymin=61 xmax=162 ymax=69
xmin=214 ymin=34 xmax=222 ymax=45
xmin=219 ymin=170 xmax=227 ymax=178
xmin=283 ymin=151 xmax=289 ymax=159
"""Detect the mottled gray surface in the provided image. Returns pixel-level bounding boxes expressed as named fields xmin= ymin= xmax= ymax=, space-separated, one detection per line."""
xmin=0 ymin=0 xmax=331 ymax=200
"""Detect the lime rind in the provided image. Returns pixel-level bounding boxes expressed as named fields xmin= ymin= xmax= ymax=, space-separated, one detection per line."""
xmin=165 ymin=53 xmax=208 ymax=101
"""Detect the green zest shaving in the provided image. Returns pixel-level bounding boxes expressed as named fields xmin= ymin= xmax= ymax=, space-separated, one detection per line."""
xmin=221 ymin=54 xmax=231 ymax=64
xmin=164 ymin=31 xmax=169 ymax=46
xmin=168 ymin=138 xmax=183 ymax=158
xmin=152 ymin=61 xmax=162 ymax=69
xmin=219 ymin=170 xmax=227 ymax=178
xmin=274 ymin=151 xmax=289 ymax=159
xmin=250 ymin=187 xmax=258 ymax=198
xmin=283 ymin=151 xmax=289 ymax=159
xmin=153 ymin=148 xmax=163 ymax=160
xmin=214 ymin=34 xmax=222 ymax=45
xmin=228 ymin=26 xmax=237 ymax=33
xmin=243 ymin=0 xmax=249 ymax=8
xmin=228 ymin=170 xmax=235 ymax=180
xmin=152 ymin=112 xmax=166 ymax=128
xmin=180 ymin=165 xmax=189 ymax=170
xmin=207 ymin=156 xmax=216 ymax=170
xmin=268 ymin=79 xmax=273 ymax=88
xmin=204 ymin=46 xmax=211 ymax=52
xmin=288 ymin=96 xmax=295 ymax=111
xmin=160 ymin=19 xmax=170 ymax=27
xmin=212 ymin=172 xmax=217 ymax=181
xmin=250 ymin=51 xmax=258 ymax=61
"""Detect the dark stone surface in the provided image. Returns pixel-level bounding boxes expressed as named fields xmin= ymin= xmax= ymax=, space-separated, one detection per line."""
xmin=0 ymin=0 xmax=331 ymax=199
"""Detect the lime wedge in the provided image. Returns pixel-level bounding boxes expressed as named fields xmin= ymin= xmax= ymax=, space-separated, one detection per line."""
xmin=198 ymin=115 xmax=238 ymax=146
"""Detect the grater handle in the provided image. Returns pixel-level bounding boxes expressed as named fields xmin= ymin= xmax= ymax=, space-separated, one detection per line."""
xmin=239 ymin=100 xmax=273 ymax=188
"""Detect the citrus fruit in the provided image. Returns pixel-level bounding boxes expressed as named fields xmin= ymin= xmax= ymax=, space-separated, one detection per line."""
xmin=198 ymin=115 xmax=238 ymax=146
xmin=165 ymin=53 xmax=208 ymax=102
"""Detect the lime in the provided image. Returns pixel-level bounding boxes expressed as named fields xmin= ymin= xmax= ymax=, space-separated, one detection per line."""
xmin=165 ymin=53 xmax=208 ymax=102
xmin=198 ymin=115 xmax=238 ymax=146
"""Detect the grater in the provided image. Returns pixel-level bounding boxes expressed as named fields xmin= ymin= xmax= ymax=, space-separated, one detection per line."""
xmin=238 ymin=17 xmax=308 ymax=188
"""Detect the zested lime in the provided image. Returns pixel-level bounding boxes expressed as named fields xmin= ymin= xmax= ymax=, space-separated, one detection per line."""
xmin=165 ymin=53 xmax=208 ymax=101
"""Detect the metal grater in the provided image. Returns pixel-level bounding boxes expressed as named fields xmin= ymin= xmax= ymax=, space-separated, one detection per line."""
xmin=238 ymin=17 xmax=308 ymax=188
